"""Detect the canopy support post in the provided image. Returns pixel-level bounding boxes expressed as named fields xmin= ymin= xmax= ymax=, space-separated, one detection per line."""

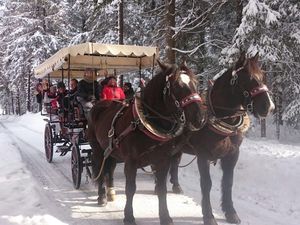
xmin=152 ymin=54 xmax=156 ymax=78
xmin=67 ymin=54 xmax=71 ymax=121
xmin=139 ymin=58 xmax=142 ymax=87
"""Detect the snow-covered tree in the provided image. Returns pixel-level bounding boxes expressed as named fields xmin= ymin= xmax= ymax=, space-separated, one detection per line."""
xmin=219 ymin=0 xmax=300 ymax=133
xmin=0 ymin=0 xmax=68 ymax=113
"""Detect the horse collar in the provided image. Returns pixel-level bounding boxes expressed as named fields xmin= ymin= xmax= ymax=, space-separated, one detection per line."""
xmin=208 ymin=114 xmax=250 ymax=136
xmin=133 ymin=94 xmax=184 ymax=142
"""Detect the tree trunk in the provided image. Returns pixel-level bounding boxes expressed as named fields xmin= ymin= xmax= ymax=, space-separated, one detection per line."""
xmin=261 ymin=119 xmax=266 ymax=137
xmin=235 ymin=0 xmax=243 ymax=27
xmin=17 ymin=89 xmax=21 ymax=115
xmin=27 ymin=73 xmax=32 ymax=112
xmin=260 ymin=65 xmax=268 ymax=138
xmin=274 ymin=71 xmax=283 ymax=139
xmin=165 ymin=0 xmax=176 ymax=64
xmin=11 ymin=91 xmax=14 ymax=115
xmin=118 ymin=0 xmax=124 ymax=45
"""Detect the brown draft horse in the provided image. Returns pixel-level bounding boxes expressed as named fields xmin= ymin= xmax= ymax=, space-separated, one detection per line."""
xmin=88 ymin=61 xmax=206 ymax=225
xmin=165 ymin=53 xmax=275 ymax=225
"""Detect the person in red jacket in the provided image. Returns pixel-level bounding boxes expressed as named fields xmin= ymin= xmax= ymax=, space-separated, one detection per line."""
xmin=101 ymin=76 xmax=125 ymax=100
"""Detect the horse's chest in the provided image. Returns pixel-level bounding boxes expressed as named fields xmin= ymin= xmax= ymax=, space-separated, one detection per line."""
xmin=210 ymin=138 xmax=235 ymax=159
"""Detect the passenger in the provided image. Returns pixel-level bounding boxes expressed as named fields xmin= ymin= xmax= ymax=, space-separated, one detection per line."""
xmin=42 ymin=79 xmax=49 ymax=95
xmin=48 ymin=85 xmax=57 ymax=99
xmin=45 ymin=85 xmax=57 ymax=110
xmin=62 ymin=79 xmax=78 ymax=116
xmin=49 ymin=82 xmax=67 ymax=110
xmin=99 ymin=76 xmax=110 ymax=98
xmin=34 ymin=81 xmax=43 ymax=111
xmin=123 ymin=82 xmax=134 ymax=99
xmin=77 ymin=68 xmax=100 ymax=118
xmin=69 ymin=78 xmax=78 ymax=95
xmin=101 ymin=76 xmax=125 ymax=101
xmin=56 ymin=81 xmax=68 ymax=107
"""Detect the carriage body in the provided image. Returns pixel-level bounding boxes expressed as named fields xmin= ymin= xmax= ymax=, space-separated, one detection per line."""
xmin=34 ymin=42 xmax=158 ymax=189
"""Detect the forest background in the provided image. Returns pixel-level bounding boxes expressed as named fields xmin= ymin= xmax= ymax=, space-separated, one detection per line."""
xmin=0 ymin=0 xmax=299 ymax=138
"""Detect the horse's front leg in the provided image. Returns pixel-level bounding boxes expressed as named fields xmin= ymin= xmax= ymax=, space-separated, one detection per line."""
xmin=155 ymin=161 xmax=174 ymax=225
xmin=123 ymin=161 xmax=137 ymax=225
xmin=169 ymin=152 xmax=183 ymax=194
xmin=221 ymin=150 xmax=241 ymax=224
xmin=197 ymin=157 xmax=218 ymax=225
xmin=104 ymin=156 xmax=117 ymax=201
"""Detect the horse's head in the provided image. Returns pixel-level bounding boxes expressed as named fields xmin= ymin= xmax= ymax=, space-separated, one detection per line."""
xmin=228 ymin=52 xmax=275 ymax=118
xmin=156 ymin=60 xmax=205 ymax=131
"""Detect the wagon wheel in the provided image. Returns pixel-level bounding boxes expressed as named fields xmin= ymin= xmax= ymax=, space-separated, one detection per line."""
xmin=44 ymin=124 xmax=54 ymax=163
xmin=71 ymin=144 xmax=82 ymax=189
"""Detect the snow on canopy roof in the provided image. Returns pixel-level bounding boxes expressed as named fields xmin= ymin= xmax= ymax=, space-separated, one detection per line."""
xmin=34 ymin=42 xmax=159 ymax=79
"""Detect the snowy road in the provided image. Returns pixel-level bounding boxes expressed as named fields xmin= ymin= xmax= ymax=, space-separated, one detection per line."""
xmin=0 ymin=113 xmax=299 ymax=225
xmin=0 ymin=115 xmax=203 ymax=225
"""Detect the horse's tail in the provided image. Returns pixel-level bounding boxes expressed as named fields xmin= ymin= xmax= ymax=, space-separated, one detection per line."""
xmin=88 ymin=102 xmax=113 ymax=183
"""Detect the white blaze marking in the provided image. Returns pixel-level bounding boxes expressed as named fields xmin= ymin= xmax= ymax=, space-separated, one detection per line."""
xmin=180 ymin=74 xmax=191 ymax=86
xmin=267 ymin=92 xmax=275 ymax=112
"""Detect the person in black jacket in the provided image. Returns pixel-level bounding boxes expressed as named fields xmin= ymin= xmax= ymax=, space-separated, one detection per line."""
xmin=123 ymin=82 xmax=134 ymax=100
xmin=76 ymin=69 xmax=99 ymax=118
xmin=69 ymin=78 xmax=78 ymax=95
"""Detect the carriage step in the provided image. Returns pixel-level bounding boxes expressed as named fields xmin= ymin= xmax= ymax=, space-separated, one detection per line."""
xmin=81 ymin=149 xmax=91 ymax=154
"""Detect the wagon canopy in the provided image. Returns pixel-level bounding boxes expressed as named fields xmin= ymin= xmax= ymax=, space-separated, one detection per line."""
xmin=34 ymin=42 xmax=158 ymax=79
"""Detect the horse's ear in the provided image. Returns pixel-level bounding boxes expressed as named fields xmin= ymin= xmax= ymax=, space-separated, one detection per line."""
xmin=252 ymin=52 xmax=259 ymax=63
xmin=179 ymin=60 xmax=188 ymax=70
xmin=157 ymin=59 xmax=175 ymax=77
xmin=157 ymin=59 xmax=167 ymax=71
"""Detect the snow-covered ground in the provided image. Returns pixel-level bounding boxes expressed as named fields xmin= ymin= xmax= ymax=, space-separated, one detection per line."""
xmin=0 ymin=113 xmax=299 ymax=225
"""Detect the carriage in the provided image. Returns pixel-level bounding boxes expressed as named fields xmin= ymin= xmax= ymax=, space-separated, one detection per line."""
xmin=34 ymin=42 xmax=158 ymax=189
xmin=34 ymin=46 xmax=275 ymax=224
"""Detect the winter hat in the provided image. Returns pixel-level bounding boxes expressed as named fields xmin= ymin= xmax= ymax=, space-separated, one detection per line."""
xmin=57 ymin=81 xmax=66 ymax=89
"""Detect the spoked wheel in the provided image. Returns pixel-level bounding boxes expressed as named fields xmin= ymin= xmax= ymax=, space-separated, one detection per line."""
xmin=71 ymin=144 xmax=82 ymax=189
xmin=44 ymin=123 xmax=54 ymax=163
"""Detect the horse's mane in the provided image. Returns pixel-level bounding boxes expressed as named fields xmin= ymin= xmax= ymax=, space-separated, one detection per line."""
xmin=145 ymin=64 xmax=177 ymax=91
xmin=214 ymin=57 xmax=264 ymax=83
xmin=247 ymin=58 xmax=264 ymax=82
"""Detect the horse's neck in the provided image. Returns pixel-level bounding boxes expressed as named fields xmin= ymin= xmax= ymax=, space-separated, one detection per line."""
xmin=141 ymin=79 xmax=176 ymax=130
xmin=143 ymin=77 xmax=170 ymax=115
xmin=211 ymin=74 xmax=243 ymax=118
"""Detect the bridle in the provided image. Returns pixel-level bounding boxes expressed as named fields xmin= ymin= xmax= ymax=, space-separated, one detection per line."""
xmin=162 ymin=70 xmax=202 ymax=124
xmin=208 ymin=65 xmax=270 ymax=119
xmin=229 ymin=66 xmax=269 ymax=113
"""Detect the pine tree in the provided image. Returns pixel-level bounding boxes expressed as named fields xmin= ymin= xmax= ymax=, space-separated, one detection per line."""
xmin=0 ymin=0 xmax=68 ymax=113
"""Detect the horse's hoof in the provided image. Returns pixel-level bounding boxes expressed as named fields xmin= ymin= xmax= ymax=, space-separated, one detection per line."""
xmin=107 ymin=187 xmax=116 ymax=202
xmin=154 ymin=185 xmax=158 ymax=194
xmin=160 ymin=217 xmax=173 ymax=225
xmin=172 ymin=184 xmax=183 ymax=194
xmin=97 ymin=196 xmax=107 ymax=206
xmin=123 ymin=219 xmax=136 ymax=225
xmin=225 ymin=213 xmax=241 ymax=224
xmin=123 ymin=222 xmax=137 ymax=225
xmin=203 ymin=217 xmax=218 ymax=225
